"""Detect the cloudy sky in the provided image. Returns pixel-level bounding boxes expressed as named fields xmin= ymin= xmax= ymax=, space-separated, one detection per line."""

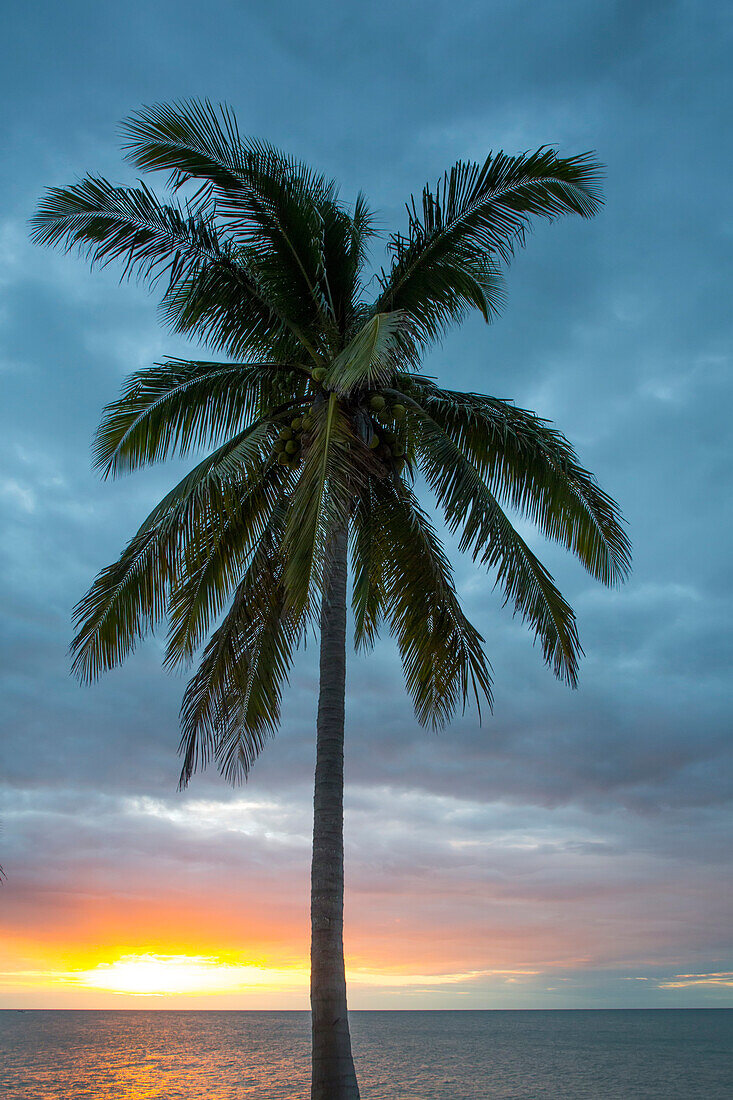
xmin=1 ymin=0 xmax=731 ymax=1009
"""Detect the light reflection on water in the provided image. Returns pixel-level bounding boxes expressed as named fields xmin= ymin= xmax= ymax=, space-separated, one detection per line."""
xmin=1 ymin=1009 xmax=731 ymax=1099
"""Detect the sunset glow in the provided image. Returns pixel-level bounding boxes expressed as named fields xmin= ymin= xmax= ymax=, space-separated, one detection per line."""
xmin=75 ymin=955 xmax=309 ymax=995
xmin=2 ymin=774 xmax=731 ymax=1009
xmin=0 ymin=948 xmax=549 ymax=1002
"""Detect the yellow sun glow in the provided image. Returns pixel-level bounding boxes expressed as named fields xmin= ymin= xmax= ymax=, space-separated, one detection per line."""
xmin=66 ymin=954 xmax=540 ymax=996
xmin=76 ymin=954 xmax=309 ymax=995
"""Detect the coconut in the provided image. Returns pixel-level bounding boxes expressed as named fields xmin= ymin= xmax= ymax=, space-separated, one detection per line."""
xmin=277 ymin=453 xmax=290 ymax=466
xmin=301 ymin=416 xmax=314 ymax=431
xmin=392 ymin=403 xmax=406 ymax=420
xmin=274 ymin=439 xmax=286 ymax=453
xmin=369 ymin=394 xmax=386 ymax=411
xmin=312 ymin=367 xmax=327 ymax=382
xmin=285 ymin=440 xmax=299 ymax=455
xmin=291 ymin=417 xmax=303 ymax=430
xmin=392 ymin=444 xmax=405 ymax=458
xmin=279 ymin=427 xmax=293 ymax=441
xmin=369 ymin=435 xmax=380 ymax=450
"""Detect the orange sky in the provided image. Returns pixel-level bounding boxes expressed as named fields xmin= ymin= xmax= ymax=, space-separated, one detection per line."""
xmin=3 ymin=785 xmax=731 ymax=1010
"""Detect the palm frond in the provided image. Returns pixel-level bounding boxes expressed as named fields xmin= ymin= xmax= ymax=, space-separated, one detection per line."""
xmin=94 ymin=359 xmax=306 ymax=476
xmin=123 ymin=99 xmax=337 ymax=214
xmin=350 ymin=481 xmax=386 ymax=651
xmin=71 ymin=525 xmax=171 ymax=684
xmin=72 ymin=432 xmax=280 ymax=681
xmin=382 ymin=250 xmax=506 ymax=348
xmin=283 ymin=394 xmax=373 ymax=614
xmin=399 ymin=378 xmax=631 ymax=585
xmin=375 ymin=148 xmax=602 ymax=345
xmin=159 ymin=257 xmax=309 ymax=362
xmin=363 ymin=479 xmax=493 ymax=727
xmin=178 ymin=502 xmax=301 ymax=786
xmin=123 ymin=101 xmax=342 ymax=334
xmin=30 ymin=176 xmax=319 ymax=362
xmin=404 ymin=398 xmax=582 ymax=685
xmin=31 ymin=176 xmax=225 ymax=285
xmin=122 ymin=98 xmax=256 ymax=195
xmin=346 ymin=191 xmax=378 ymax=301
xmin=137 ymin=426 xmax=277 ymax=537
xmin=325 ymin=311 xmax=415 ymax=396
xmin=164 ymin=466 xmax=292 ymax=669
xmin=318 ymin=192 xmax=378 ymax=330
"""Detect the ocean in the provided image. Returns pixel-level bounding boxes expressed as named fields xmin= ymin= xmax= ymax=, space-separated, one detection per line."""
xmin=0 ymin=1009 xmax=731 ymax=1098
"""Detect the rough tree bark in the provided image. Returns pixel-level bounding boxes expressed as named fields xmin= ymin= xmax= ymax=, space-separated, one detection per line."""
xmin=310 ymin=524 xmax=360 ymax=1099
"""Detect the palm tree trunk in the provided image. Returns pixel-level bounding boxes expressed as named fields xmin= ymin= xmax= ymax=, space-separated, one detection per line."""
xmin=310 ymin=524 xmax=360 ymax=1099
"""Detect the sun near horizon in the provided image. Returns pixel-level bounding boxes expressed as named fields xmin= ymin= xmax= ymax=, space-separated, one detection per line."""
xmin=1 ymin=940 xmax=556 ymax=1010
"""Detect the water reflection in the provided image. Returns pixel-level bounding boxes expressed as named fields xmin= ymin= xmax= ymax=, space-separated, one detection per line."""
xmin=1 ymin=1009 xmax=731 ymax=1099
xmin=0 ymin=1011 xmax=312 ymax=1099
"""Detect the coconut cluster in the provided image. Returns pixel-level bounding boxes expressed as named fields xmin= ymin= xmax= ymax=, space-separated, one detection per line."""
xmin=273 ymin=407 xmax=315 ymax=468
xmin=271 ymin=365 xmax=331 ymax=470
xmin=272 ymin=374 xmax=409 ymax=479
xmin=365 ymin=392 xmax=408 ymax=475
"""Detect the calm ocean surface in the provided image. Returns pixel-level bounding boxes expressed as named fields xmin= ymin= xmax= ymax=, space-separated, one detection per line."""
xmin=1 ymin=1010 xmax=731 ymax=1099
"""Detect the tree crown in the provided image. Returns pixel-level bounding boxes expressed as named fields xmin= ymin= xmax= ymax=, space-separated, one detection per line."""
xmin=32 ymin=100 xmax=629 ymax=785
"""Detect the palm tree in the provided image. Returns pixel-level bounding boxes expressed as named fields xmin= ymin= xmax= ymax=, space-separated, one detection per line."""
xmin=32 ymin=102 xmax=630 ymax=1099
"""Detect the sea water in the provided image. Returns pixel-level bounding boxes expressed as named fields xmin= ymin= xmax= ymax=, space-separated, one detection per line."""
xmin=1 ymin=1009 xmax=731 ymax=1098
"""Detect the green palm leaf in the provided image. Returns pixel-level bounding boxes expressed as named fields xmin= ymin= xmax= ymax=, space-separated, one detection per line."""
xmin=376 ymin=148 xmax=602 ymax=345
xmin=70 ymin=525 xmax=171 ymax=684
xmin=407 ymin=399 xmax=582 ymax=685
xmin=122 ymin=101 xmax=342 ymax=333
xmin=399 ymin=378 xmax=631 ymax=585
xmin=322 ymin=191 xmax=377 ymax=321
xmin=163 ymin=470 xmax=292 ymax=669
xmin=158 ymin=257 xmax=309 ymax=362
xmin=350 ymin=481 xmax=386 ymax=651
xmin=30 ymin=175 xmax=227 ymax=284
xmin=325 ymin=311 xmax=415 ymax=396
xmin=365 ymin=479 xmax=493 ymax=727
xmin=94 ymin=358 xmax=306 ymax=475
xmin=30 ymin=175 xmax=318 ymax=362
xmin=178 ymin=502 xmax=301 ymax=786
xmin=283 ymin=394 xmax=373 ymax=614
xmin=72 ymin=429 xmax=281 ymax=680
